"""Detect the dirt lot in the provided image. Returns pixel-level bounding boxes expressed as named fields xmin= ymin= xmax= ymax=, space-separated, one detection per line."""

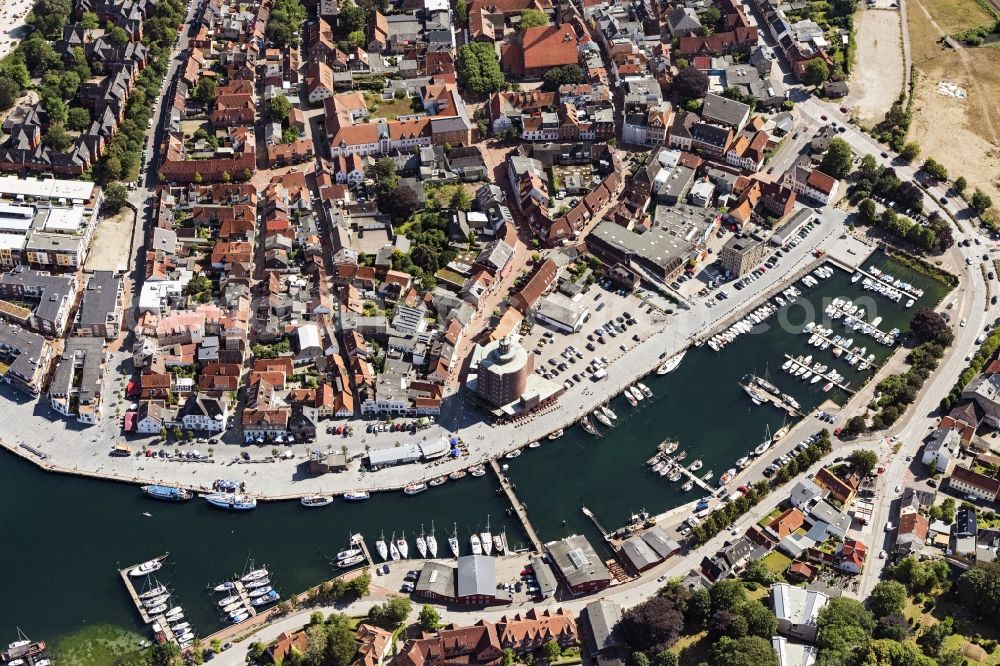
xmin=86 ymin=209 xmax=136 ymax=273
xmin=906 ymin=0 xmax=1000 ymax=217
xmin=848 ymin=8 xmax=905 ymax=125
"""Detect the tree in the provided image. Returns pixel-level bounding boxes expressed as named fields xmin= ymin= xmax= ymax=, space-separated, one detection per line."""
xmin=709 ymin=579 xmax=747 ymax=613
xmin=66 ymin=106 xmax=91 ymax=131
xmin=673 ymin=67 xmax=708 ymax=101
xmin=0 ymin=77 xmax=21 ymax=111
xmin=819 ymin=137 xmax=853 ymax=179
xmin=81 ymin=11 xmax=100 ymax=28
xmin=193 ymin=77 xmax=218 ymax=105
xmin=541 ymin=64 xmax=585 ymax=91
xmin=954 ymin=175 xmax=967 ymax=192
xmin=686 ymin=587 xmax=712 ymax=627
xmin=917 ymin=616 xmax=953 ymax=657
xmin=802 ymin=58 xmax=830 ymax=86
xmin=346 ymin=572 xmax=370 ymax=598
xmin=369 ymin=596 xmax=412 ymax=628
xmin=42 ymin=96 xmax=68 ymax=124
xmin=519 ymin=8 xmax=548 ymax=28
xmin=817 ymin=597 xmax=874 ymax=653
xmin=910 ymin=308 xmax=954 ymax=345
xmin=858 ymin=197 xmax=878 ymax=223
xmin=102 ymin=183 xmax=130 ymax=214
xmin=895 ymin=181 xmax=924 ymax=211
xmin=738 ymin=600 xmax=777 ymax=638
xmin=709 ymin=610 xmax=748 ymax=639
xmin=709 ymin=636 xmax=779 ymax=666
xmin=450 ymin=187 xmax=472 ymax=211
xmin=740 ymin=559 xmax=775 ymax=586
xmin=620 ymin=596 xmax=685 ymax=652
xmin=268 ymin=95 xmax=292 ymax=120
xmin=848 ymin=449 xmax=878 ymax=476
xmin=971 ymin=188 xmax=993 ymax=214
xmin=699 ymin=5 xmax=721 ymax=25
xmin=922 ymin=157 xmax=948 ymax=181
xmin=651 ymin=652 xmax=678 ymax=666
xmin=149 ymin=642 xmax=182 ymax=666
xmin=323 ymin=613 xmax=360 ymax=666
xmin=457 ymin=43 xmax=507 ymax=96
xmin=42 ymin=123 xmax=73 ymax=151
xmin=419 ymin=604 xmax=441 ymax=631
xmin=455 ymin=0 xmax=468 ymax=23
xmin=957 ymin=562 xmax=1000 ymax=619
xmin=502 ymin=648 xmax=516 ymax=666
xmin=898 ymin=142 xmax=920 ymax=163
xmin=874 ymin=614 xmax=909 ymax=641
xmin=340 ymin=3 xmax=365 ymax=31
xmin=542 ymin=640 xmax=561 ymax=662
xmin=888 ymin=556 xmax=949 ymax=593
xmin=841 ymin=415 xmax=866 ymax=437
xmin=868 ymin=581 xmax=907 ymax=619
xmin=29 ymin=0 xmax=73 ymax=38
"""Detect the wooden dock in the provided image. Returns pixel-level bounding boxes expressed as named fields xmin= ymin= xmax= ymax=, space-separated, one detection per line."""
xmin=581 ymin=505 xmax=610 ymax=538
xmin=118 ymin=554 xmax=178 ymax=645
xmin=782 ymin=354 xmax=855 ymax=394
xmin=232 ymin=582 xmax=258 ymax=620
xmin=489 ymin=459 xmax=543 ymax=553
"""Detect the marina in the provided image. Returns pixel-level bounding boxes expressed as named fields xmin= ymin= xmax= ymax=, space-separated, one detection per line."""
xmin=0 ymin=251 xmax=952 ymax=649
xmin=117 ymin=554 xmax=190 ymax=648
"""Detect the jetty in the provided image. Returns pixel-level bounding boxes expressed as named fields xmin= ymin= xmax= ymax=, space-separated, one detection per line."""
xmin=740 ymin=380 xmax=805 ymax=417
xmin=118 ymin=554 xmax=178 ymax=645
xmin=851 ymin=265 xmax=924 ymax=300
xmin=489 ymin=459 xmax=543 ymax=553
xmin=232 ymin=582 xmax=258 ymax=621
xmin=783 ymin=354 xmax=855 ymax=394
xmin=581 ymin=505 xmax=611 ymax=538
xmin=670 ymin=461 xmax=714 ymax=493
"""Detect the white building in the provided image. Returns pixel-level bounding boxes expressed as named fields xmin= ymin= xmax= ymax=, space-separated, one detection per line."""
xmin=921 ymin=427 xmax=962 ymax=473
xmin=771 ymin=583 xmax=828 ymax=642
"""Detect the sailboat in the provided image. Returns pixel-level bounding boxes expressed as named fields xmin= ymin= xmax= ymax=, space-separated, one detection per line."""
xmin=416 ymin=526 xmax=428 ymax=558
xmin=470 ymin=532 xmax=483 ymax=555
xmin=389 ymin=532 xmax=400 ymax=560
xmin=449 ymin=523 xmax=460 ymax=558
xmin=601 ymin=404 xmax=617 ymax=421
xmin=480 ymin=516 xmax=493 ymax=556
xmin=493 ymin=530 xmax=506 ymax=555
xmin=396 ymin=531 xmax=409 ymax=558
xmin=753 ymin=424 xmax=773 ymax=456
xmin=427 ymin=522 xmax=439 ymax=558
xmin=375 ymin=532 xmax=389 ymax=561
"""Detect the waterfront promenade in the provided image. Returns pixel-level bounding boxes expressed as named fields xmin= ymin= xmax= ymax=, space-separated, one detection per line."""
xmin=0 ymin=210 xmax=853 ymax=499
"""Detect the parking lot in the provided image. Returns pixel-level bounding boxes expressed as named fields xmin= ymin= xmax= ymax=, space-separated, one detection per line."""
xmin=517 ymin=281 xmax=669 ymax=392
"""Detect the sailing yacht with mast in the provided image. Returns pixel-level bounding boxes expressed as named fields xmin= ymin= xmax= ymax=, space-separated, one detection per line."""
xmin=480 ymin=516 xmax=493 ymax=556
xmin=427 ymin=522 xmax=438 ymax=558
xmin=389 ymin=532 xmax=400 ymax=560
xmin=396 ymin=531 xmax=409 ymax=558
xmin=449 ymin=523 xmax=460 ymax=558
xmin=375 ymin=531 xmax=389 ymax=561
xmin=416 ymin=526 xmax=428 ymax=558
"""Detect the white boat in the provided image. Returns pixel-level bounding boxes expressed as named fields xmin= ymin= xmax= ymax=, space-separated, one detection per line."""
xmin=781 ymin=359 xmax=792 ymax=371
xmin=170 ymin=622 xmax=190 ymax=632
xmin=416 ymin=527 xmax=428 ymax=558
xmin=336 ymin=547 xmax=363 ymax=562
xmin=212 ymin=581 xmax=235 ymax=593
xmin=637 ymin=382 xmax=653 ymax=398
xmin=375 ymin=532 xmax=389 ymax=561
xmin=906 ymin=298 xmax=915 ymax=308
xmin=628 ymin=386 xmax=644 ymax=401
xmin=222 ymin=601 xmax=243 ymax=613
xmin=811 ymin=375 xmax=822 ymax=384
xmin=871 ymin=317 xmax=882 ymax=328
xmin=403 ymin=483 xmax=428 ymax=495
xmin=851 ymin=273 xmax=861 ymax=283
xmin=601 ymin=404 xmax=617 ymax=421
xmin=470 ymin=533 xmax=483 ymax=555
xmin=139 ymin=584 xmax=168 ymax=600
xmin=389 ymin=533 xmax=400 ymax=560
xmin=481 ymin=516 xmax=493 ymax=556
xmin=147 ymin=604 xmax=168 ymax=615
xmin=217 ymin=595 xmax=240 ymax=607
xmin=241 ymin=568 xmax=269 ymax=583
xmin=251 ymin=590 xmax=280 ymax=606
xmin=165 ymin=607 xmax=184 ymax=619
xmin=735 ymin=456 xmax=751 ymax=469
xmin=301 ymin=495 xmax=334 ymax=508
xmin=449 ymin=523 xmax=460 ymax=558
xmin=427 ymin=522 xmax=439 ymax=558
xmin=129 ymin=559 xmax=162 ymax=578
xmin=231 ymin=612 xmax=250 ymax=624
xmin=397 ymin=532 xmax=409 ymax=558
xmin=493 ymin=534 xmax=505 ymax=554
xmin=205 ymin=493 xmax=257 ymax=511
xmin=527 ymin=441 xmax=541 ymax=449
xmin=244 ymin=577 xmax=270 ymax=589
xmin=656 ymin=350 xmax=686 ymax=374
xmin=343 ymin=491 xmax=370 ymax=501
xmin=547 ymin=429 xmax=564 ymax=440
xmin=249 ymin=586 xmax=274 ymax=598
xmin=594 ymin=410 xmax=612 ymax=427
xmin=143 ymin=594 xmax=170 ymax=608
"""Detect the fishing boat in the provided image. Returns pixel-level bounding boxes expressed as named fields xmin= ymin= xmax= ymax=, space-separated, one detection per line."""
xmin=129 ymin=559 xmax=163 ymax=577
xmin=772 ymin=425 xmax=790 ymax=442
xmin=403 ymin=482 xmax=428 ymax=495
xmin=396 ymin=532 xmax=409 ymax=558
xmin=547 ymin=428 xmax=564 ymax=440
xmin=241 ymin=567 xmax=269 ymax=583
xmin=343 ymin=490 xmax=370 ymax=501
xmin=375 ymin=532 xmax=389 ymax=561
xmin=657 ymin=350 xmax=686 ymax=374
xmin=580 ymin=416 xmax=599 ymax=435
xmin=429 ymin=476 xmax=447 ymax=487
xmin=481 ymin=516 xmax=493 ymax=556
xmin=142 ymin=485 xmax=193 ymax=502
xmin=416 ymin=527 xmax=428 ymax=558
xmin=389 ymin=533 xmax=400 ymax=560
xmin=470 ymin=533 xmax=483 ymax=555
xmin=718 ymin=468 xmax=737 ymax=486
xmin=205 ymin=493 xmax=257 ymax=511
xmin=252 ymin=590 xmax=280 ymax=606
xmin=449 ymin=523 xmax=460 ymax=558
xmin=448 ymin=470 xmax=467 ymax=480
xmin=623 ymin=389 xmax=638 ymax=407
xmin=300 ymin=495 xmax=334 ymax=508
xmin=637 ymin=382 xmax=653 ymax=398
xmin=505 ymin=449 xmax=522 ymax=458
xmin=593 ymin=410 xmax=612 ymax=427
xmin=681 ymin=480 xmax=694 ymax=491
xmin=469 ymin=464 xmax=487 ymax=476
xmin=600 ymin=404 xmax=617 ymax=421
xmin=427 ymin=523 xmax=439 ymax=558
xmin=528 ymin=441 xmax=541 ymax=448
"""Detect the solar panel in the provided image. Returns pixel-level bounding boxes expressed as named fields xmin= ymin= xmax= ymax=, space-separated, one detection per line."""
xmin=568 ymin=548 xmax=588 ymax=569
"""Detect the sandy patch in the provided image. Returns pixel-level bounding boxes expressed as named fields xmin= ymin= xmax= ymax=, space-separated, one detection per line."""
xmin=848 ymin=8 xmax=905 ymax=125
xmin=0 ymin=0 xmax=33 ymax=60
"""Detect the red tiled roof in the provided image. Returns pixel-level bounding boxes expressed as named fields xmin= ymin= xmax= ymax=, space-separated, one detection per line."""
xmin=521 ymin=24 xmax=579 ymax=70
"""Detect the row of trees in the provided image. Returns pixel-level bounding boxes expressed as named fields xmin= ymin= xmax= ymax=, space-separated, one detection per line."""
xmin=266 ymin=0 xmax=308 ymax=47
xmin=457 ymin=43 xmax=507 ymax=96
xmin=941 ymin=316 xmax=1000 ymax=411
xmin=857 ymin=198 xmax=953 ymax=253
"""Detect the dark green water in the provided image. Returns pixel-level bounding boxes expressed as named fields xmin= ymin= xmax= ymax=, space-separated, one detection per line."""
xmin=0 ymin=252 xmax=949 ymax=650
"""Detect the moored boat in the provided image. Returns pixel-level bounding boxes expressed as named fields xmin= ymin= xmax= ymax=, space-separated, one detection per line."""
xmin=427 ymin=523 xmax=439 ymax=558
xmin=205 ymin=493 xmax=257 ymax=511
xmin=580 ymin=416 xmax=599 ymax=435
xmin=375 ymin=532 xmax=389 ymax=561
xmin=505 ymin=449 xmax=522 ymax=458
xmin=470 ymin=533 xmax=483 ymax=555
xmin=547 ymin=428 xmax=564 ymax=439
xmin=593 ymin=410 xmax=612 ymax=427
xmin=129 ymin=559 xmax=163 ymax=577
xmin=528 ymin=441 xmax=541 ymax=448
xmin=396 ymin=533 xmax=409 ymax=558
xmin=623 ymin=390 xmax=638 ymax=407
xmin=448 ymin=470 xmax=467 ymax=480
xmin=449 ymin=523 xmax=460 ymax=558
xmin=469 ymin=464 xmax=487 ymax=476
xmin=241 ymin=567 xmax=269 ymax=583
xmin=403 ymin=482 xmax=428 ymax=495
xmin=300 ymin=495 xmax=334 ymax=508
xmin=337 ymin=554 xmax=365 ymax=568
xmin=142 ymin=485 xmax=193 ymax=502
xmin=772 ymin=425 xmax=790 ymax=442
xmin=656 ymin=350 xmax=686 ymax=375
xmin=636 ymin=382 xmax=653 ymax=398
xmin=343 ymin=490 xmax=370 ymax=501
xmin=429 ymin=476 xmax=447 ymax=487
xmin=251 ymin=590 xmax=280 ymax=606
xmin=718 ymin=468 xmax=737 ymax=486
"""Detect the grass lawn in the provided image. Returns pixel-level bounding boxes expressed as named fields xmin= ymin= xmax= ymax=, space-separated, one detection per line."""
xmin=757 ymin=507 xmax=783 ymax=528
xmin=671 ymin=630 xmax=710 ymax=666
xmin=919 ymin=0 xmax=994 ymax=34
xmin=368 ymin=95 xmax=421 ymax=120
xmin=762 ymin=551 xmax=793 ymax=576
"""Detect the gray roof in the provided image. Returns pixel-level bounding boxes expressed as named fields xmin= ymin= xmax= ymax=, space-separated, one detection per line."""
xmin=701 ymin=93 xmax=750 ymax=128
xmin=584 ymin=598 xmax=624 ymax=654
xmin=620 ymin=535 xmax=661 ymax=570
xmin=456 ymin=554 xmax=496 ymax=597
xmin=0 ymin=266 xmax=75 ymax=328
xmin=51 ymin=336 xmax=104 ymax=404
xmin=809 ymin=499 xmax=851 ymax=533
xmin=529 ymin=554 xmax=558 ymax=596
xmin=546 ymin=534 xmax=612 ymax=589
xmin=416 ymin=561 xmax=456 ymax=599
xmin=77 ymin=271 xmax=121 ymax=328
xmin=641 ymin=527 xmax=680 ymax=558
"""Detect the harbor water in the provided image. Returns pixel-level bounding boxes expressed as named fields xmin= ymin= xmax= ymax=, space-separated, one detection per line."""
xmin=0 ymin=251 xmax=950 ymax=652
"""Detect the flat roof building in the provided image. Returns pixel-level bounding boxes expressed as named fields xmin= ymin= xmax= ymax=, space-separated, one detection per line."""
xmin=771 ymin=583 xmax=828 ymax=642
xmin=719 ymin=235 xmax=769 ymax=277
xmin=49 ymin=337 xmax=106 ymax=425
xmin=413 ymin=557 xmax=512 ymax=606
xmin=75 ymin=271 xmax=124 ymax=340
